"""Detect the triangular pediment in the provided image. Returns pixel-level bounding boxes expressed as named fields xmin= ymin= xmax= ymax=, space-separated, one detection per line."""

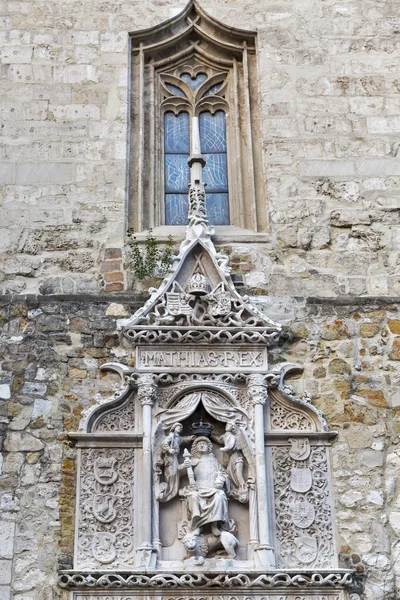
xmin=123 ymin=232 xmax=280 ymax=345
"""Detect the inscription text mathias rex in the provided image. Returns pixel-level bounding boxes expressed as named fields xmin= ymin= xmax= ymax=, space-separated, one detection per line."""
xmin=136 ymin=346 xmax=268 ymax=372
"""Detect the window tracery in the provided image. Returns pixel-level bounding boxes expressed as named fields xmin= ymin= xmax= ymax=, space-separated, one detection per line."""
xmin=161 ymin=63 xmax=230 ymax=226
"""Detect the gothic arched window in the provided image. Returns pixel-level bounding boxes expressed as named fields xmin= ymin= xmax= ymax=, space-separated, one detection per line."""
xmin=129 ymin=1 xmax=265 ymax=239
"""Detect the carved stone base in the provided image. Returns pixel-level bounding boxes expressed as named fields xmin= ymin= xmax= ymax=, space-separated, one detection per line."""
xmin=136 ymin=546 xmax=157 ymax=568
xmin=71 ymin=590 xmax=349 ymax=600
xmin=254 ymin=545 xmax=276 ymax=568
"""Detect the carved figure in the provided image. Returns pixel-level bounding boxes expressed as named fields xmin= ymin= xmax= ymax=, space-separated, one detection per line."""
xmin=154 ymin=422 xmax=195 ymax=502
xmin=180 ymin=529 xmax=239 ymax=565
xmin=212 ymin=422 xmax=255 ymax=503
xmin=181 ymin=437 xmax=233 ymax=539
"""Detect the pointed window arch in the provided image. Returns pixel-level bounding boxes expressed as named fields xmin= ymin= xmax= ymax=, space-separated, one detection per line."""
xmin=129 ymin=0 xmax=266 ymax=239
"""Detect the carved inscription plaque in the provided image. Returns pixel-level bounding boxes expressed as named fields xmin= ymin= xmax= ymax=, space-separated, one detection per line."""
xmin=136 ymin=345 xmax=268 ymax=372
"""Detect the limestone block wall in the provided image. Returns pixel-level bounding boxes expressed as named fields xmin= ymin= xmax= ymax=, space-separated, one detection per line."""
xmin=0 ymin=0 xmax=400 ymax=296
xmin=1 ymin=294 xmax=400 ymax=599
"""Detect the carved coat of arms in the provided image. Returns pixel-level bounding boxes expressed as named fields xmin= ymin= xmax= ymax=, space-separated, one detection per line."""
xmin=93 ymin=494 xmax=117 ymax=523
xmin=292 ymin=500 xmax=315 ymax=528
xmin=288 ymin=437 xmax=311 ymax=461
xmin=94 ymin=457 xmax=118 ymax=485
xmin=290 ymin=467 xmax=312 ymax=492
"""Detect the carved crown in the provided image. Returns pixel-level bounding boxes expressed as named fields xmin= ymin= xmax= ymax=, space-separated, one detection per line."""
xmin=185 ymin=272 xmax=211 ymax=296
xmin=190 ymin=419 xmax=214 ymax=437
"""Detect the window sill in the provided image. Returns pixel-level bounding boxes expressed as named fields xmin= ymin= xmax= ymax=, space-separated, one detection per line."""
xmin=130 ymin=226 xmax=271 ymax=244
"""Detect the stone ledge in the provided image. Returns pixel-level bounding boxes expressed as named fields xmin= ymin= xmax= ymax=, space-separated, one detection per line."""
xmin=58 ymin=570 xmax=354 ymax=590
xmin=1 ymin=293 xmax=400 ymax=307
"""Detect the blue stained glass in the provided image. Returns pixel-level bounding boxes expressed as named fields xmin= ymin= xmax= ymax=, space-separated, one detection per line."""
xmin=202 ymin=82 xmax=223 ymax=98
xmin=207 ymin=193 xmax=229 ymax=226
xmin=165 ymin=83 xmax=187 ymax=98
xmin=180 ymin=72 xmax=207 ymax=90
xmin=199 ymin=111 xmax=227 ymax=153
xmin=203 ymin=153 xmax=228 ymax=192
xmin=164 ymin=112 xmax=190 ymax=153
xmin=165 ymin=154 xmax=190 ymax=193
xmin=165 ymin=194 xmax=189 ymax=225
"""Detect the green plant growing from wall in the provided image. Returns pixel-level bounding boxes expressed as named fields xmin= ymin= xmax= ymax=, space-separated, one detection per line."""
xmin=126 ymin=228 xmax=174 ymax=280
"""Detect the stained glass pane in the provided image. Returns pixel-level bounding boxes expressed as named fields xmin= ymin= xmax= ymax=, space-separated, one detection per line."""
xmin=202 ymin=82 xmax=223 ymax=98
xmin=199 ymin=111 xmax=227 ymax=153
xmin=164 ymin=112 xmax=190 ymax=153
xmin=165 ymin=194 xmax=189 ymax=225
xmin=207 ymin=193 xmax=229 ymax=226
xmin=180 ymin=72 xmax=207 ymax=90
xmin=203 ymin=153 xmax=228 ymax=192
xmin=165 ymin=154 xmax=190 ymax=193
xmin=165 ymin=83 xmax=187 ymax=98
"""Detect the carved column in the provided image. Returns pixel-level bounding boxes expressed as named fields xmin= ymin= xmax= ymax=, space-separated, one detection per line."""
xmin=137 ymin=373 xmax=158 ymax=567
xmin=248 ymin=374 xmax=276 ymax=567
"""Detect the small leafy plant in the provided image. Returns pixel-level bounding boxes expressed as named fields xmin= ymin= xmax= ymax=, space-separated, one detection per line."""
xmin=126 ymin=228 xmax=174 ymax=280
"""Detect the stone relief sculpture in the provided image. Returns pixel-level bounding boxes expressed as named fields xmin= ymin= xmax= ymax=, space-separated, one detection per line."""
xmin=211 ymin=422 xmax=255 ymax=503
xmin=179 ymin=437 xmax=237 ymax=560
xmin=154 ymin=422 xmax=195 ymax=502
xmin=153 ymin=417 xmax=255 ymax=563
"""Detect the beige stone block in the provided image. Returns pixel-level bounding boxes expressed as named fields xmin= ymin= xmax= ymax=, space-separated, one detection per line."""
xmin=15 ymin=163 xmax=74 ymax=185
xmin=0 ymin=561 xmax=11 ymax=585
xmin=0 ymin=46 xmax=32 ymax=64
xmin=0 ymin=585 xmax=11 ymax=600
xmin=300 ymin=160 xmax=356 ymax=176
xmin=367 ymin=116 xmax=400 ymax=134
xmin=0 ymin=523 xmax=15 ymax=559
xmin=53 ymin=65 xmax=100 ymax=84
xmin=4 ymin=432 xmax=44 ymax=452
xmin=357 ymin=159 xmax=400 ymax=176
xmin=51 ymin=104 xmax=101 ymax=121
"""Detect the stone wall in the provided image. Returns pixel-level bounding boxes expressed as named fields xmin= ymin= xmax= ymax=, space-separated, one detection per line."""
xmin=1 ymin=0 xmax=400 ymax=599
xmin=0 ymin=294 xmax=400 ymax=599
xmin=1 ymin=0 xmax=400 ymax=296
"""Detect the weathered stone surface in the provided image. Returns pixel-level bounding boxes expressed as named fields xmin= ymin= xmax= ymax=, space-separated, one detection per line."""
xmin=4 ymin=432 xmax=44 ymax=452
xmin=0 ymin=523 xmax=15 ymax=559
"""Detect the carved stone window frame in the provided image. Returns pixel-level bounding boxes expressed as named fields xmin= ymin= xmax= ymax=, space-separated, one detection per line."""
xmin=128 ymin=0 xmax=268 ymax=242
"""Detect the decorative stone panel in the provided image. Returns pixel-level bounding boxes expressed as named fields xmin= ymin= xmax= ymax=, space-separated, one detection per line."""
xmin=76 ymin=447 xmax=135 ymax=569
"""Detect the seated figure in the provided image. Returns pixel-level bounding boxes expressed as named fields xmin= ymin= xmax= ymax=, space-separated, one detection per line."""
xmin=180 ymin=436 xmax=232 ymax=538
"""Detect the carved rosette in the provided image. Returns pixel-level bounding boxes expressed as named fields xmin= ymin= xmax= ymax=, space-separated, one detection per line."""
xmin=77 ymin=448 xmax=135 ymax=569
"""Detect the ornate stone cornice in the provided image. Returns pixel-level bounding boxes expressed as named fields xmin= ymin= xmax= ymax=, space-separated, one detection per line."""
xmin=58 ymin=570 xmax=354 ymax=590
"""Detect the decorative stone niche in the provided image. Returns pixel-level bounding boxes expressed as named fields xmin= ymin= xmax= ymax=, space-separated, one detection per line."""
xmin=60 ymin=159 xmax=353 ymax=600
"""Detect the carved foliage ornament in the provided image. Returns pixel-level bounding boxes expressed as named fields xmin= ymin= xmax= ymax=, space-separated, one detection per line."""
xmin=58 ymin=571 xmax=353 ymax=589
xmin=77 ymin=448 xmax=135 ymax=569
xmin=272 ymin=444 xmax=335 ymax=569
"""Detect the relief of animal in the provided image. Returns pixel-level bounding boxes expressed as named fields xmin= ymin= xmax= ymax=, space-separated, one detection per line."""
xmin=181 ymin=530 xmax=239 ymax=564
